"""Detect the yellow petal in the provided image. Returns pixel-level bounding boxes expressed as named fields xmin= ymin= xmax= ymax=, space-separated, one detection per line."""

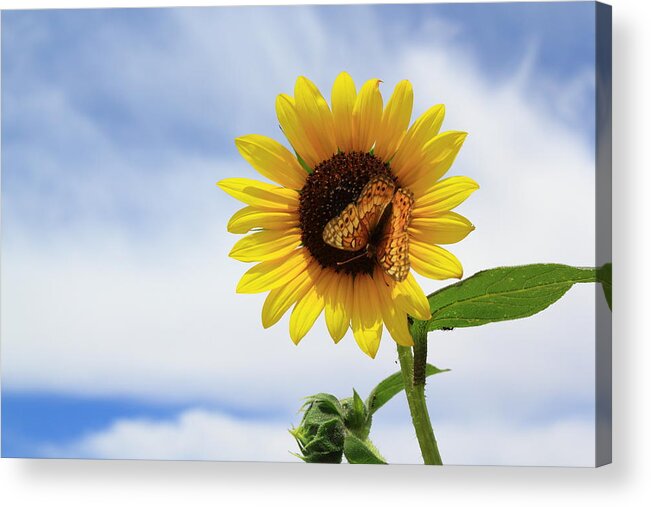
xmin=229 ymin=228 xmax=302 ymax=262
xmin=218 ymin=178 xmax=299 ymax=211
xmin=227 ymin=206 xmax=298 ymax=234
xmin=423 ymin=131 xmax=468 ymax=182
xmin=262 ymin=262 xmax=317 ymax=328
xmin=350 ymin=307 xmax=369 ymax=356
xmin=235 ymin=135 xmax=308 ymax=190
xmin=351 ymin=274 xmax=383 ymax=358
xmin=237 ymin=249 xmax=310 ymax=293
xmin=276 ymin=94 xmax=319 ymax=169
xmin=324 ymin=271 xmax=352 ymax=343
xmin=409 ymin=211 xmax=475 ymax=245
xmin=374 ymin=271 xmax=413 ymax=346
xmin=410 ymin=241 xmax=463 ymax=280
xmin=402 ymin=131 xmax=467 ymax=192
xmin=392 ymin=271 xmax=431 ymax=321
xmin=294 ymin=76 xmax=337 ymax=164
xmin=350 ymin=276 xmax=369 ymax=356
xmin=289 ymin=270 xmax=326 ymax=344
xmin=331 ymin=72 xmax=357 ymax=152
xmin=352 ymin=78 xmax=383 ymax=152
xmin=392 ymin=104 xmax=445 ymax=180
xmin=412 ymin=176 xmax=479 ymax=216
xmin=374 ymin=80 xmax=413 ymax=161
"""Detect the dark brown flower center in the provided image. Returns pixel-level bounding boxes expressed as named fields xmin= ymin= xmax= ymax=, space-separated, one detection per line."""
xmin=299 ymin=151 xmax=395 ymax=275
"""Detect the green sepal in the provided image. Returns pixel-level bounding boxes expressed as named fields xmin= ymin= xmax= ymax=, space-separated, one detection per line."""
xmin=340 ymin=389 xmax=370 ymax=440
xmin=353 ymin=389 xmax=365 ymax=416
xmin=301 ymin=393 xmax=343 ymax=417
xmin=294 ymin=150 xmax=313 ymax=174
xmin=343 ymin=434 xmax=387 ymax=464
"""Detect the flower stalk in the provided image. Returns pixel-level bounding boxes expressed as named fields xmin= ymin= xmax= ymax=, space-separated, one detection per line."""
xmin=397 ymin=323 xmax=442 ymax=465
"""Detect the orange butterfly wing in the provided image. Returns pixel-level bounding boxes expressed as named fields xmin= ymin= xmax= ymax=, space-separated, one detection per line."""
xmin=322 ymin=175 xmax=395 ymax=252
xmin=376 ymin=187 xmax=414 ymax=282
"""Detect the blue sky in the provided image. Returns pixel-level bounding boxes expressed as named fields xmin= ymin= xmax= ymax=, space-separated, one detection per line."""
xmin=2 ymin=3 xmax=599 ymax=465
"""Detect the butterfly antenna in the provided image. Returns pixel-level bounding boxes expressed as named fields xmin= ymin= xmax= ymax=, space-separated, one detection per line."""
xmin=336 ymin=250 xmax=368 ymax=266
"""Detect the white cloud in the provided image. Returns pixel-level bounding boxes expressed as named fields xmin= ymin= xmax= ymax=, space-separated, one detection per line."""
xmin=2 ymin=7 xmax=598 ymax=465
xmin=45 ymin=408 xmax=595 ymax=467
xmin=373 ymin=419 xmax=595 ymax=467
xmin=44 ymin=409 xmax=296 ymax=462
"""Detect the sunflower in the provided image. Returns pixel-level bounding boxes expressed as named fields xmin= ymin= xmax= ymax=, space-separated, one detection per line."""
xmin=218 ymin=73 xmax=478 ymax=358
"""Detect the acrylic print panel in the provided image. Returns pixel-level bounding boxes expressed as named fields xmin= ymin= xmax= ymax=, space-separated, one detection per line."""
xmin=1 ymin=2 xmax=611 ymax=466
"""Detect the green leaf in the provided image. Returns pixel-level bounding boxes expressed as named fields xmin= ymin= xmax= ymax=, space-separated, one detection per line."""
xmin=597 ymin=263 xmax=612 ymax=309
xmin=366 ymin=364 xmax=449 ymax=416
xmin=343 ymin=434 xmax=387 ymax=464
xmin=424 ymin=264 xmax=597 ymax=331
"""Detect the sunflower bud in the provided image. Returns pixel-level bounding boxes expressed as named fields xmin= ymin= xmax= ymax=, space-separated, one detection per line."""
xmin=290 ymin=393 xmax=346 ymax=463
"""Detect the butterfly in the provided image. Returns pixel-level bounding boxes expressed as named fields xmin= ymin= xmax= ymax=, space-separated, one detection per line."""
xmin=322 ymin=174 xmax=414 ymax=282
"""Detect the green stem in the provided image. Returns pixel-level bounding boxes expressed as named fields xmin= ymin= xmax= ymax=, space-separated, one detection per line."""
xmin=397 ymin=325 xmax=442 ymax=465
xmin=412 ymin=323 xmax=428 ymax=386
